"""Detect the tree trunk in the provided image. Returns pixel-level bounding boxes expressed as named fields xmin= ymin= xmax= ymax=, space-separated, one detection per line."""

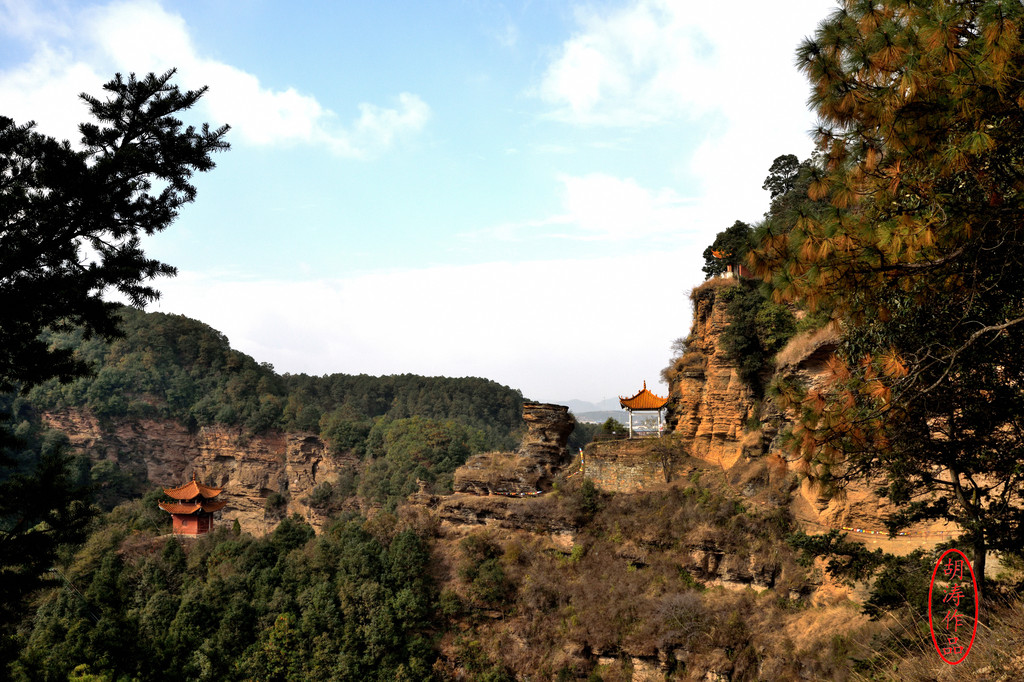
xmin=972 ymin=537 xmax=986 ymax=605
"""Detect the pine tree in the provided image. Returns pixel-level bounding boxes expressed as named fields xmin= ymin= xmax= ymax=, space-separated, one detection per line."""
xmin=701 ymin=220 xmax=753 ymax=278
xmin=0 ymin=69 xmax=228 ymax=657
xmin=751 ymin=0 xmax=1024 ymax=596
xmin=0 ymin=69 xmax=229 ymax=390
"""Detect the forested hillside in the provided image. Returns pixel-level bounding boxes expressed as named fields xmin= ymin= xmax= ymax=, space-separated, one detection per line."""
xmin=16 ymin=508 xmax=440 ymax=681
xmin=28 ymin=306 xmax=526 ymax=454
xmin=16 ymin=307 xmax=535 ymax=515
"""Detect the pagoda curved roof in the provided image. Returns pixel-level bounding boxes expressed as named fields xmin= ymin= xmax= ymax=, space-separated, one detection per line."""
xmin=163 ymin=478 xmax=223 ymax=500
xmin=158 ymin=500 xmax=228 ymax=514
xmin=619 ymin=381 xmax=668 ymax=410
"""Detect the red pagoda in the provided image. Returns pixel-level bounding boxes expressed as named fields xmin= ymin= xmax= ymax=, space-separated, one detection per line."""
xmin=158 ymin=473 xmax=227 ymax=535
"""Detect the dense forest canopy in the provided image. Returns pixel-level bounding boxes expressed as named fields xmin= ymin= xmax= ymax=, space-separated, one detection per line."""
xmin=28 ymin=306 xmax=526 ymax=453
xmin=15 ymin=508 xmax=440 ymax=681
xmin=18 ymin=306 xmax=532 ymax=514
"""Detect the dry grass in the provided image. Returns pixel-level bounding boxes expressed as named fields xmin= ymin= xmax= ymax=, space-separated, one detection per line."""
xmin=740 ymin=429 xmax=762 ymax=448
xmin=477 ymin=452 xmax=528 ymax=477
xmin=430 ymin=462 xmax=1024 ymax=679
xmin=662 ymin=351 xmax=706 ymax=388
xmin=688 ymin=276 xmax=738 ymax=303
xmin=678 ymin=352 xmax=706 ymax=370
xmin=775 ymin=325 xmax=841 ymax=369
xmin=846 ymin=598 xmax=1024 ymax=681
xmin=455 ymin=451 xmax=534 ymax=482
xmin=782 ymin=602 xmax=870 ymax=652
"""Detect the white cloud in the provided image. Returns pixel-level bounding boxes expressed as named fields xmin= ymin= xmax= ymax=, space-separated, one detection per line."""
xmin=340 ymin=93 xmax=431 ymax=157
xmin=539 ymin=1 xmax=687 ymax=126
xmin=0 ymin=0 xmax=429 ymax=157
xmin=559 ymin=173 xmax=694 ymax=239
xmin=0 ymin=0 xmax=71 ymax=41
xmin=474 ymin=173 xmax=709 ymax=243
xmin=0 ymin=46 xmax=104 ymax=141
xmin=539 ymin=0 xmax=829 ymax=128
xmin=535 ymin=0 xmax=833 ymax=231
xmin=150 ymin=253 xmax=703 ymax=402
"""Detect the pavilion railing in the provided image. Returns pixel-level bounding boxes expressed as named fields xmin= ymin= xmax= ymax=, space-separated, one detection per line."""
xmin=591 ymin=431 xmax=663 ymax=441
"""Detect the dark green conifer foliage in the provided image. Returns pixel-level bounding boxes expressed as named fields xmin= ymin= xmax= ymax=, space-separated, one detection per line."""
xmin=1 ymin=69 xmax=228 ymax=666
xmin=701 ymin=220 xmax=753 ymax=278
xmin=761 ymin=153 xmax=801 ymax=200
xmin=17 ymin=511 xmax=440 ymax=680
xmin=718 ymin=282 xmax=796 ymax=393
xmin=0 ymin=70 xmax=229 ymax=390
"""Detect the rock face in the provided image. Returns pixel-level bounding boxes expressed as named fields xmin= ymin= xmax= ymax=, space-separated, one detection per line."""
xmin=453 ymin=402 xmax=575 ymax=495
xmin=517 ymin=402 xmax=576 ymax=464
xmin=582 ymin=439 xmax=672 ymax=493
xmin=436 ymin=493 xmax=575 ymax=538
xmin=657 ymin=286 xmax=893 ymax=531
xmin=43 ymin=409 xmax=345 ymax=535
xmin=591 ymin=280 xmax=951 ymax=540
xmin=667 ymin=283 xmax=760 ymax=471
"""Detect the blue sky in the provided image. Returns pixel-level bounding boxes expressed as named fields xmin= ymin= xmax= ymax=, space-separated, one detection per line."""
xmin=1 ymin=0 xmax=834 ymax=403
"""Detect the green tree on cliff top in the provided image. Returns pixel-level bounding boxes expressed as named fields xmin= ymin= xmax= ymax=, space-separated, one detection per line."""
xmin=701 ymin=220 xmax=753 ymax=279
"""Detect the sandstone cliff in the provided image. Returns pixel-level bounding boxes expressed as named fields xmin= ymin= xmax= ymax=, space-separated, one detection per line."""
xmin=43 ymin=409 xmax=347 ymax=535
xmin=666 ymin=280 xmax=760 ymax=471
xmin=43 ymin=401 xmax=577 ymax=538
xmin=591 ymin=279 xmax=950 ymax=541
xmin=655 ymin=282 xmax=862 ymax=526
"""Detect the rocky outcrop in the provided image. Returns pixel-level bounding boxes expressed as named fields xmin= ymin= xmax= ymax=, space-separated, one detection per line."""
xmin=517 ymin=402 xmax=575 ymax=464
xmin=436 ymin=493 xmax=574 ymax=539
xmin=667 ymin=281 xmax=760 ymax=471
xmin=582 ymin=439 xmax=685 ymax=493
xmin=654 ymin=281 xmax=955 ymax=539
xmin=453 ymin=402 xmax=574 ymax=495
xmin=43 ymin=409 xmax=346 ymax=535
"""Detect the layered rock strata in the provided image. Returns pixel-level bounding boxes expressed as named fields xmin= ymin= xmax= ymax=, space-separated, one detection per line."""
xmin=582 ymin=439 xmax=674 ymax=493
xmin=586 ymin=281 xmax=951 ymax=540
xmin=667 ymin=282 xmax=760 ymax=470
xmin=43 ymin=409 xmax=344 ymax=535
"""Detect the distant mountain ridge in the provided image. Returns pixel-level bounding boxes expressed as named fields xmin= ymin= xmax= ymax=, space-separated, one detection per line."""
xmin=560 ymin=397 xmax=623 ymax=414
xmin=574 ymin=410 xmax=629 ymax=424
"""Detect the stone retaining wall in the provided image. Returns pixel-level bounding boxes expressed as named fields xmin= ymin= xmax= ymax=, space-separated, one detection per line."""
xmin=582 ymin=440 xmax=667 ymax=493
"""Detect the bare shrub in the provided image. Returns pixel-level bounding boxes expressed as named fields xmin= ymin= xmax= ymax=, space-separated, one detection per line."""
xmin=655 ymin=592 xmax=709 ymax=650
xmin=774 ymin=325 xmax=840 ymax=369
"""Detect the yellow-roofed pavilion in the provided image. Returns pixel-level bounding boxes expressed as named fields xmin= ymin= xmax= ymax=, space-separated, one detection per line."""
xmin=618 ymin=381 xmax=668 ymax=439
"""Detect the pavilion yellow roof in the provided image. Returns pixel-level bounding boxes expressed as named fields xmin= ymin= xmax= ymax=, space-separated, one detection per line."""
xmin=163 ymin=475 xmax=223 ymax=501
xmin=618 ymin=381 xmax=668 ymax=410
